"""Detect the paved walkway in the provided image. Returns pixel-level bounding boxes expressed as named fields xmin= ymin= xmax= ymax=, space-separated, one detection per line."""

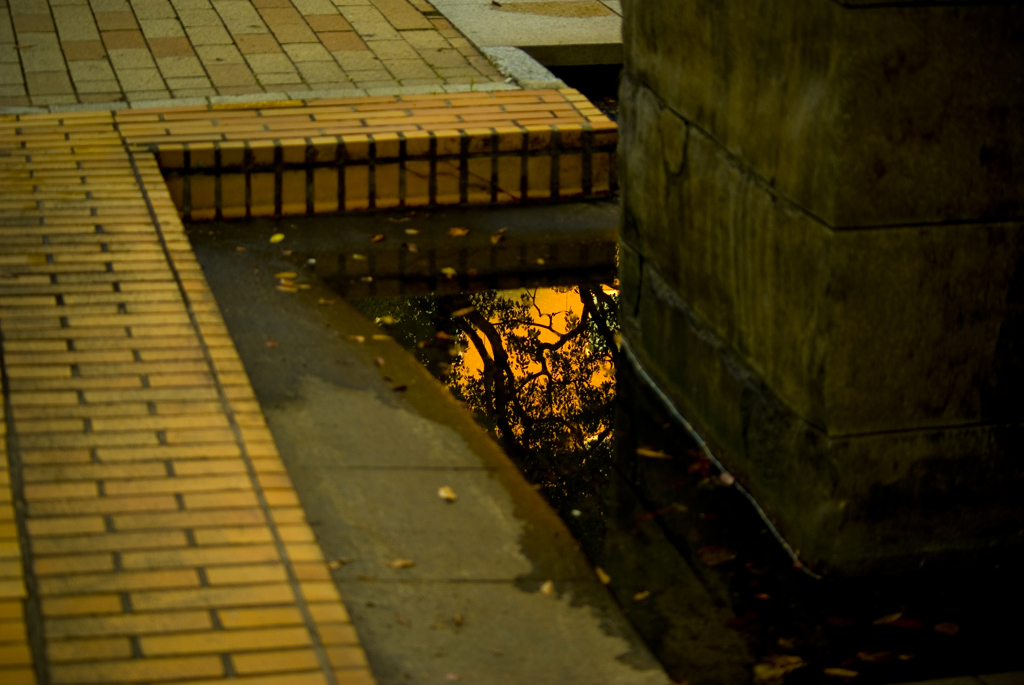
xmin=0 ymin=110 xmax=379 ymax=685
xmin=0 ymin=0 xmax=506 ymax=108
xmin=0 ymin=91 xmax=614 ymax=683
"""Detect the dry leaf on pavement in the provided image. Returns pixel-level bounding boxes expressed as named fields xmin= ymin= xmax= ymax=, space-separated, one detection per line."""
xmin=449 ymin=227 xmax=469 ymax=236
xmin=327 ymin=558 xmax=354 ymax=569
xmin=389 ymin=558 xmax=415 ymax=569
xmin=438 ymin=485 xmax=457 ymax=502
xmin=823 ymin=668 xmax=858 ymax=678
xmin=265 ymin=341 xmax=279 ymax=348
xmin=270 ymin=233 xmax=285 ymax=243
xmin=753 ymin=655 xmax=806 ymax=684
xmin=540 ymin=580 xmax=554 ymax=596
xmin=872 ymin=612 xmax=902 ymax=626
xmin=371 ymin=234 xmax=385 ymax=242
xmin=395 ymin=613 xmax=410 ymax=626
xmin=633 ymin=591 xmax=650 ymax=601
xmin=275 ymin=271 xmax=297 ymax=279
xmin=595 ymin=567 xmax=611 ymax=585
xmin=636 ymin=447 xmax=670 ymax=459
xmin=697 ymin=546 xmax=737 ymax=567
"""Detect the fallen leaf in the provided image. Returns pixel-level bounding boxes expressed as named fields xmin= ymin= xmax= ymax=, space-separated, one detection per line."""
xmin=872 ymin=611 xmax=902 ymax=626
xmin=404 ymin=228 xmax=419 ymax=235
xmin=360 ymin=276 xmax=374 ymax=282
xmin=235 ymin=246 xmax=246 ymax=251
xmin=440 ymin=267 xmax=458 ymax=278
xmin=281 ymin=249 xmax=293 ymax=256
xmin=389 ymin=558 xmax=415 ymax=569
xmin=327 ymin=557 xmax=354 ymax=569
xmin=823 ymin=668 xmax=858 ymax=678
xmin=856 ymin=651 xmax=896 ymax=664
xmin=595 ymin=567 xmax=611 ymax=585
xmin=633 ymin=590 xmax=650 ymax=601
xmin=375 ymin=356 xmax=385 ymax=367
xmin=540 ymin=580 xmax=554 ymax=596
xmin=395 ymin=613 xmax=410 ymax=626
xmin=697 ymin=546 xmax=737 ymax=567
xmin=318 ymin=298 xmax=335 ymax=305
xmin=445 ymin=674 xmax=461 ymax=682
xmin=435 ymin=331 xmax=453 ymax=340
xmin=449 ymin=227 xmax=469 ymax=236
xmin=349 ymin=335 xmax=366 ymax=343
xmin=388 ymin=217 xmax=411 ymax=223
xmin=402 ymin=242 xmax=418 ymax=252
xmin=718 ymin=472 xmax=736 ymax=486
xmin=490 ymin=232 xmax=505 ymax=245
xmin=451 ymin=306 xmax=475 ymax=317
xmin=352 ymin=253 xmax=367 ymax=260
xmin=636 ymin=447 xmax=670 ymax=459
xmin=276 ymin=285 xmax=298 ymax=293
xmin=753 ymin=655 xmax=806 ymax=684
xmin=270 ymin=233 xmax=285 ymax=243
xmin=934 ymin=622 xmax=959 ymax=636
xmin=438 ymin=485 xmax=457 ymax=502
xmin=371 ymin=234 xmax=385 ymax=242
xmin=278 ymin=278 xmax=295 ymax=286
xmin=275 ymin=271 xmax=297 ymax=279
xmin=378 ymin=315 xmax=395 ymax=325
xmin=298 ymin=284 xmax=311 ymax=290
xmin=754 ymin=593 xmax=771 ymax=600
xmin=265 ymin=341 xmax=279 ymax=348
xmin=372 ymin=334 xmax=392 ymax=341
xmin=536 ymin=257 xmax=546 ymax=265
xmin=453 ymin=614 xmax=464 ymax=626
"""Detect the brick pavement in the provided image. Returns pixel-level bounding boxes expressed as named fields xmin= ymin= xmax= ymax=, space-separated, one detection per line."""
xmin=0 ymin=108 xmax=381 ymax=683
xmin=0 ymin=0 xmax=506 ymax=108
xmin=0 ymin=91 xmax=616 ymax=683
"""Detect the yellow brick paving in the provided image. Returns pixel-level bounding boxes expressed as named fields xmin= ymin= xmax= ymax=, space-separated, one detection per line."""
xmin=0 ymin=114 xmax=375 ymax=683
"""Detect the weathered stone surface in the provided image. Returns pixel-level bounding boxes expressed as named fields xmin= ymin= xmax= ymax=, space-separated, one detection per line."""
xmin=622 ymin=72 xmax=1024 ymax=435
xmin=623 ymin=0 xmax=1024 ymax=227
xmin=620 ymin=0 xmax=1024 ymax=574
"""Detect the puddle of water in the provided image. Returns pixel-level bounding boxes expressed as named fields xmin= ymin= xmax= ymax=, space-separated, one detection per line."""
xmin=346 ymin=282 xmax=619 ymax=522
xmin=298 ymin=213 xmax=1024 ymax=685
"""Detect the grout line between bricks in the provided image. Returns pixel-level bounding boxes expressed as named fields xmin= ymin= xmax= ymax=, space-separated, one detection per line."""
xmin=121 ymin=140 xmax=341 ymax=685
xmin=0 ymin=323 xmax=49 ymax=684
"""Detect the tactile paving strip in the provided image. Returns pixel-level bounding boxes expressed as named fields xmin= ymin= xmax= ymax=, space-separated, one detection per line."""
xmin=0 ymin=115 xmax=375 ymax=685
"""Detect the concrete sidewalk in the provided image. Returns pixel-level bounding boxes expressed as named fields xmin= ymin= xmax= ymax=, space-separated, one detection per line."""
xmin=0 ymin=0 xmax=508 ymax=108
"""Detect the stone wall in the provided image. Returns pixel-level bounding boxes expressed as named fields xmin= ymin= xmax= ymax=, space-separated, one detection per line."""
xmin=619 ymin=0 xmax=1024 ymax=575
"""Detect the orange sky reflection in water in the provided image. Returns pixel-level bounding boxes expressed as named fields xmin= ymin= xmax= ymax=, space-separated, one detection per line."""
xmin=451 ymin=285 xmax=617 ymax=398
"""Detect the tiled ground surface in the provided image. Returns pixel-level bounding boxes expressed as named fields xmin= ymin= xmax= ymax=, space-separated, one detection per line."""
xmin=0 ymin=0 xmax=506 ymax=107
xmin=0 ymin=109 xmax=379 ymax=683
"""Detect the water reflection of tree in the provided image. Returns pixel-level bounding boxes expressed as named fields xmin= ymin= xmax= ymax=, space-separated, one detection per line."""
xmin=445 ymin=286 xmax=619 ymax=500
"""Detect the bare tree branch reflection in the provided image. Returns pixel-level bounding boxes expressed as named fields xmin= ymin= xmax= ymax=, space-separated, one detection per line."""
xmin=443 ymin=286 xmax=619 ymax=497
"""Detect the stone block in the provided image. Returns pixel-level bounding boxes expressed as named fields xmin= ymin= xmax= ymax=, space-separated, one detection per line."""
xmin=622 ymin=76 xmax=1024 ymax=437
xmin=624 ymin=0 xmax=1024 ymax=227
